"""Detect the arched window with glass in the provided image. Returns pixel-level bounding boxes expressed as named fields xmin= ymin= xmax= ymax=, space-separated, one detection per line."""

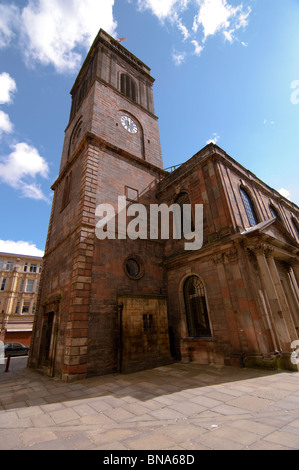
xmin=183 ymin=276 xmax=211 ymax=337
xmin=240 ymin=187 xmax=258 ymax=226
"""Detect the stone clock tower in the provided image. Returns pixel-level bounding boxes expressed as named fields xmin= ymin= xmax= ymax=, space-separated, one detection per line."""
xmin=29 ymin=30 xmax=171 ymax=381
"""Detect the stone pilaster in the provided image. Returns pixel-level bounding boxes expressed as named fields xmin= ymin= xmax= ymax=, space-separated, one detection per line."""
xmin=212 ymin=252 xmax=242 ymax=355
xmin=289 ymin=258 xmax=299 ymax=294
xmin=62 ymin=142 xmax=98 ymax=381
xmin=249 ymin=243 xmax=291 ymax=351
xmin=267 ymin=255 xmax=298 ymax=342
xmin=286 ymin=259 xmax=299 ymax=328
xmin=292 ymin=262 xmax=299 ymax=288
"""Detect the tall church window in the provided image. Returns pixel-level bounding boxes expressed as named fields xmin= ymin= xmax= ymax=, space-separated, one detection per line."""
xmin=120 ymin=73 xmax=137 ymax=102
xmin=184 ymin=276 xmax=211 ymax=337
xmin=240 ymin=187 xmax=258 ymax=226
xmin=68 ymin=117 xmax=82 ymax=158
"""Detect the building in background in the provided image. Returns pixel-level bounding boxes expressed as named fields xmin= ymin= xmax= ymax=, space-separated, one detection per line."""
xmin=0 ymin=253 xmax=43 ymax=346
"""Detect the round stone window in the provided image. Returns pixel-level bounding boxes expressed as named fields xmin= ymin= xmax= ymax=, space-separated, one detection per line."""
xmin=124 ymin=256 xmax=143 ymax=279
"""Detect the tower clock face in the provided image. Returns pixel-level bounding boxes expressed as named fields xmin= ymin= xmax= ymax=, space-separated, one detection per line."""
xmin=121 ymin=116 xmax=138 ymax=134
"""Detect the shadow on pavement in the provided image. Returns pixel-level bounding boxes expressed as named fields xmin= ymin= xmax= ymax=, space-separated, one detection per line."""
xmin=0 ymin=355 xmax=286 ymax=412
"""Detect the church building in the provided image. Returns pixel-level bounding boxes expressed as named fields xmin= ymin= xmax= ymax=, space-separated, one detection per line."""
xmin=28 ymin=30 xmax=299 ymax=381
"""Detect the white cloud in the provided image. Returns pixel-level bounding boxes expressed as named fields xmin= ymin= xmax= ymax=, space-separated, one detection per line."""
xmin=21 ymin=183 xmax=49 ymax=201
xmin=0 ymin=1 xmax=251 ymax=72
xmin=137 ymin=0 xmax=183 ymax=20
xmin=191 ymin=39 xmax=203 ymax=56
xmin=138 ymin=0 xmax=251 ymax=63
xmin=193 ymin=0 xmax=250 ymax=43
xmin=0 ymin=73 xmax=16 ymax=139
xmin=177 ymin=18 xmax=190 ymax=41
xmin=0 ymin=0 xmax=117 ymax=73
xmin=223 ymin=29 xmax=234 ymax=43
xmin=0 ymin=240 xmax=44 ymax=257
xmin=0 ymin=74 xmax=49 ymax=200
xmin=236 ymin=8 xmax=252 ymax=29
xmin=0 ymin=111 xmax=13 ymax=137
xmin=279 ymin=188 xmax=291 ymax=200
xmin=0 ymin=72 xmax=17 ymax=104
xmin=172 ymin=50 xmax=186 ymax=66
xmin=0 ymin=142 xmax=50 ymax=201
xmin=0 ymin=71 xmax=49 ymax=201
xmin=137 ymin=0 xmax=191 ymax=47
xmin=193 ymin=0 xmax=231 ymax=37
xmin=21 ymin=0 xmax=117 ymax=72
xmin=206 ymin=133 xmax=220 ymax=144
xmin=0 ymin=4 xmax=20 ymax=49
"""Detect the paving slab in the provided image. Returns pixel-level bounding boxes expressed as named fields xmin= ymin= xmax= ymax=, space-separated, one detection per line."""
xmin=1 ymin=357 xmax=299 ymax=450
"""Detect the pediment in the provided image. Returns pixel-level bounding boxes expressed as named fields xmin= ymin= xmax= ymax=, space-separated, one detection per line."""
xmin=241 ymin=218 xmax=299 ymax=249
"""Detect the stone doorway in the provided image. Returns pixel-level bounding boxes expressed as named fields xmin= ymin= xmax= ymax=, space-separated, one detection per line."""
xmin=118 ymin=295 xmax=172 ymax=374
xmin=40 ymin=311 xmax=54 ymax=369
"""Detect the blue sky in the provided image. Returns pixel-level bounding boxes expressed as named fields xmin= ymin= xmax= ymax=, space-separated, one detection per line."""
xmin=0 ymin=0 xmax=298 ymax=256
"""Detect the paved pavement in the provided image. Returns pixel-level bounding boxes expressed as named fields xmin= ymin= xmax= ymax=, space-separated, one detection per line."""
xmin=1 ymin=356 xmax=299 ymax=450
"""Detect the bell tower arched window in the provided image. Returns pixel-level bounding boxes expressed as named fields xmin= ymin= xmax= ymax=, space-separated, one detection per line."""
xmin=120 ymin=73 xmax=137 ymax=102
xmin=240 ymin=187 xmax=258 ymax=226
xmin=184 ymin=276 xmax=211 ymax=337
xmin=61 ymin=171 xmax=72 ymax=211
xmin=68 ymin=117 xmax=82 ymax=158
